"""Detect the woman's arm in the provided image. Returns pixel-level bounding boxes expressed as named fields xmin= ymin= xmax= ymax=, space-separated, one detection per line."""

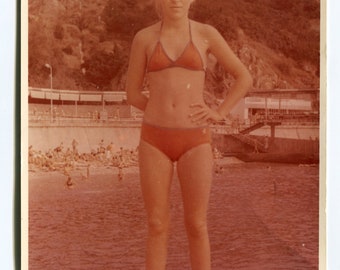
xmin=207 ymin=25 xmax=253 ymax=118
xmin=189 ymin=25 xmax=252 ymax=125
xmin=126 ymin=30 xmax=149 ymax=111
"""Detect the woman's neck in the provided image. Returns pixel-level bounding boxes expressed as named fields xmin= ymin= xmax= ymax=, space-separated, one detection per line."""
xmin=161 ymin=16 xmax=190 ymax=31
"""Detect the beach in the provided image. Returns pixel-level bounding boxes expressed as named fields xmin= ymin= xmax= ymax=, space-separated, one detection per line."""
xmin=29 ymin=159 xmax=319 ymax=270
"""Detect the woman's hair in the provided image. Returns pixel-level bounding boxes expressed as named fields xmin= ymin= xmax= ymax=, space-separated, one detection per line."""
xmin=153 ymin=0 xmax=163 ymax=18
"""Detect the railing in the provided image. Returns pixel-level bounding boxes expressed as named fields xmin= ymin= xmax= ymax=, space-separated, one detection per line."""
xmin=29 ymin=116 xmax=143 ymax=128
xmin=28 ymin=105 xmax=319 ymax=131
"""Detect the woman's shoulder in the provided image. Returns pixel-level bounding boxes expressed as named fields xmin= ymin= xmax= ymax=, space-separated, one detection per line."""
xmin=133 ymin=21 xmax=161 ymax=44
xmin=191 ymin=20 xmax=230 ymax=53
xmin=191 ymin=20 xmax=220 ymax=37
xmin=191 ymin=20 xmax=225 ymax=48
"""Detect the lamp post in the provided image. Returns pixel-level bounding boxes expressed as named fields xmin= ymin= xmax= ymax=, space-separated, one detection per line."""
xmin=45 ymin=63 xmax=53 ymax=122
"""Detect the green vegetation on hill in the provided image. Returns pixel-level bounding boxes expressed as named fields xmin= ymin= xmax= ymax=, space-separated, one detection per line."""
xmin=28 ymin=0 xmax=320 ymax=92
xmin=101 ymin=0 xmax=319 ymax=66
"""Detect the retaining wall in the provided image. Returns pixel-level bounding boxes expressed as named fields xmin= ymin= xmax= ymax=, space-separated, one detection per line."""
xmin=29 ymin=125 xmax=319 ymax=156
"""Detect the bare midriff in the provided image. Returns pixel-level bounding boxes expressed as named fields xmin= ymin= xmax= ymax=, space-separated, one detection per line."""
xmin=144 ymin=67 xmax=206 ymax=128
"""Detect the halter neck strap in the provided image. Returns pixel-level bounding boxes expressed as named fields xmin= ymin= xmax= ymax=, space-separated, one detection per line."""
xmin=159 ymin=20 xmax=192 ymax=41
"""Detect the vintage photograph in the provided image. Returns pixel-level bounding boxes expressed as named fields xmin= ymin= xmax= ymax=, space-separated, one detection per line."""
xmin=24 ymin=0 xmax=322 ymax=269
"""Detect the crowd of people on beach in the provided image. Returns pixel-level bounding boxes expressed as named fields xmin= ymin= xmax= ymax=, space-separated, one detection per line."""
xmin=28 ymin=139 xmax=225 ymax=175
xmin=28 ymin=139 xmax=139 ymax=174
xmin=28 ymin=139 xmax=225 ymax=189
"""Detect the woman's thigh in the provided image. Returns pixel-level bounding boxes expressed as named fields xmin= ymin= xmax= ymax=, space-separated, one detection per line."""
xmin=138 ymin=139 xmax=174 ymax=219
xmin=176 ymin=143 xmax=213 ymax=220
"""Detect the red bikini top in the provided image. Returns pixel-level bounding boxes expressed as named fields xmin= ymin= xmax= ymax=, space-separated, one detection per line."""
xmin=147 ymin=21 xmax=206 ymax=73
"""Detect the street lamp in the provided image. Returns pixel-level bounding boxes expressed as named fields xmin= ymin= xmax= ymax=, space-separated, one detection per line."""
xmin=45 ymin=63 xmax=53 ymax=122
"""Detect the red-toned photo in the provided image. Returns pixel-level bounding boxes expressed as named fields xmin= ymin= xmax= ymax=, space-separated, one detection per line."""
xmin=24 ymin=0 xmax=323 ymax=269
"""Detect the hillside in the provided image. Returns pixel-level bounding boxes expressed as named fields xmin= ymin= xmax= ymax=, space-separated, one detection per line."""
xmin=28 ymin=0 xmax=320 ymax=97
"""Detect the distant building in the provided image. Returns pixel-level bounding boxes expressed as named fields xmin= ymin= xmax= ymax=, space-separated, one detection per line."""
xmin=28 ymin=87 xmax=319 ymax=123
xmin=230 ymin=89 xmax=319 ymax=122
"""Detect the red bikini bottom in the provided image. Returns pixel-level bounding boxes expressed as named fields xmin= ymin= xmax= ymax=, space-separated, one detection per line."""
xmin=140 ymin=122 xmax=211 ymax=162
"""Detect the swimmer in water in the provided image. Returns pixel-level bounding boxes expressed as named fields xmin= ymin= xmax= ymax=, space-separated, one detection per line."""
xmin=65 ymin=176 xmax=74 ymax=189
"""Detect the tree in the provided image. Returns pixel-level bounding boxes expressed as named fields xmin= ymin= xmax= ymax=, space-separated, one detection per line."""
xmin=81 ymin=45 xmax=125 ymax=90
xmin=102 ymin=0 xmax=157 ymax=35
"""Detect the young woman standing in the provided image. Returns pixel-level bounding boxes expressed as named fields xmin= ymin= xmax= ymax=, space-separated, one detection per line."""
xmin=126 ymin=1 xmax=252 ymax=269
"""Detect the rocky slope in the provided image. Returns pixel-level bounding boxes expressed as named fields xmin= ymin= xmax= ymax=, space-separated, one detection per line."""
xmin=28 ymin=0 xmax=320 ymax=97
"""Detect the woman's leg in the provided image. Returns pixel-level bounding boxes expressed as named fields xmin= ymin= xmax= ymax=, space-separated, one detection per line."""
xmin=177 ymin=143 xmax=213 ymax=270
xmin=139 ymin=140 xmax=174 ymax=270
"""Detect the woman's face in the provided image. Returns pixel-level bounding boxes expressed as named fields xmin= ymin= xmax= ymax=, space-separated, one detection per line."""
xmin=156 ymin=0 xmax=194 ymax=19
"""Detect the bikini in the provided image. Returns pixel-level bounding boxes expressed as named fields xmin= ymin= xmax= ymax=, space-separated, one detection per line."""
xmin=141 ymin=21 xmax=211 ymax=162
xmin=141 ymin=122 xmax=211 ymax=162
xmin=146 ymin=21 xmax=206 ymax=73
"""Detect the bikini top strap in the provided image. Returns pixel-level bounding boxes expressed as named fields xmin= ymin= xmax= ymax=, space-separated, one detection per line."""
xmin=159 ymin=20 xmax=192 ymax=41
xmin=189 ymin=20 xmax=193 ymax=41
xmin=159 ymin=21 xmax=163 ymax=42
